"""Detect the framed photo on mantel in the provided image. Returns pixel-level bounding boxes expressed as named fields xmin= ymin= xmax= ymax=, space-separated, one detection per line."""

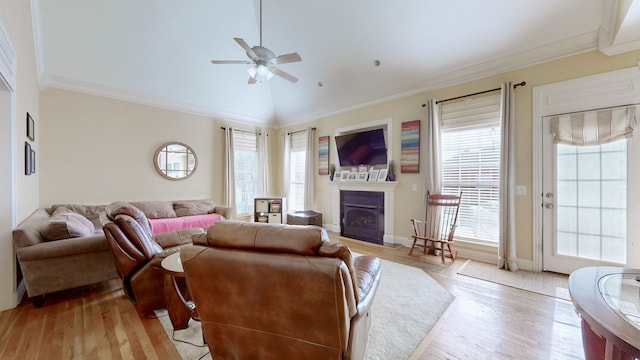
xmin=378 ymin=168 xmax=388 ymax=182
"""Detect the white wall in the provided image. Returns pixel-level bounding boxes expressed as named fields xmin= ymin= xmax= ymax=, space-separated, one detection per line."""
xmin=39 ymin=88 xmax=232 ymax=206
xmin=0 ymin=0 xmax=41 ymax=310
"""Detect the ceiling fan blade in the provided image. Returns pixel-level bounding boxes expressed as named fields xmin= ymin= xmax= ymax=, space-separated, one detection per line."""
xmin=270 ymin=67 xmax=298 ymax=83
xmin=211 ymin=60 xmax=252 ymax=64
xmin=272 ymin=52 xmax=302 ymax=65
xmin=248 ymin=76 xmax=257 ymax=85
xmin=234 ymin=38 xmax=259 ymax=61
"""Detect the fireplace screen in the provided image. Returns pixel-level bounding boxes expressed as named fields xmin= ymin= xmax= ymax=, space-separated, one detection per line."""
xmin=341 ymin=191 xmax=384 ymax=244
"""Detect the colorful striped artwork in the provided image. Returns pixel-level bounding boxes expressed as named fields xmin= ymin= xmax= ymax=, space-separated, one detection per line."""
xmin=318 ymin=135 xmax=329 ymax=175
xmin=401 ymin=120 xmax=420 ymax=173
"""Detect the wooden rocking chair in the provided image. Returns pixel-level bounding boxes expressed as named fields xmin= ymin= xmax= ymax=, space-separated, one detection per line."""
xmin=409 ymin=192 xmax=462 ymax=264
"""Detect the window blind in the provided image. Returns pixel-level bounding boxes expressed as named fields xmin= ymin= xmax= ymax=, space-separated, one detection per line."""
xmin=549 ymin=105 xmax=638 ymax=146
xmin=440 ymin=94 xmax=501 ymax=242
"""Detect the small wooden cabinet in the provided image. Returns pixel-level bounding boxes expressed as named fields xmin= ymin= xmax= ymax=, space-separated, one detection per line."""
xmin=254 ymin=197 xmax=286 ymax=224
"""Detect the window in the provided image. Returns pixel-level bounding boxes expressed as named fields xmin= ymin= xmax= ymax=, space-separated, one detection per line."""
xmin=288 ymin=131 xmax=307 ymax=212
xmin=440 ymin=94 xmax=501 ymax=242
xmin=556 ymin=141 xmax=627 ymax=263
xmin=233 ymin=130 xmax=258 ymax=216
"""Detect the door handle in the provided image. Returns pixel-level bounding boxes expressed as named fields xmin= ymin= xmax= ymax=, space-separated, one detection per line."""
xmin=545 ymin=203 xmax=554 ymax=209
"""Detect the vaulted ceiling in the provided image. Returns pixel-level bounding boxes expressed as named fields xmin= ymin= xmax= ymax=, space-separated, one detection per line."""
xmin=31 ymin=0 xmax=640 ymax=127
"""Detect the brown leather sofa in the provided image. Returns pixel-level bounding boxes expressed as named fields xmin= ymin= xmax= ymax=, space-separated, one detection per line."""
xmin=182 ymin=220 xmax=382 ymax=360
xmin=100 ymin=201 xmax=204 ymax=315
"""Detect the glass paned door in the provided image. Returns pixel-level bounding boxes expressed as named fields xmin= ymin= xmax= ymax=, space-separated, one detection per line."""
xmin=542 ymin=121 xmax=631 ymax=273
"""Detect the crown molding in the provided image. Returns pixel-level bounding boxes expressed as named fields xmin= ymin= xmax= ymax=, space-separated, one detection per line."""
xmin=36 ymin=27 xmax=600 ymax=130
xmin=40 ymin=74 xmax=270 ymax=126
xmin=275 ymin=30 xmax=599 ymax=126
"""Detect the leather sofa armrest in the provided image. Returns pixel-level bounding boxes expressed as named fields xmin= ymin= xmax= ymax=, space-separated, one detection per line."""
xmin=353 ymin=255 xmax=382 ymax=313
xmin=213 ymin=205 xmax=232 ymax=219
xmin=153 ymin=227 xmax=204 ymax=248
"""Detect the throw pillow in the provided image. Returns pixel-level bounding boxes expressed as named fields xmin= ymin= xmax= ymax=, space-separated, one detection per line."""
xmin=51 ymin=206 xmax=96 ymax=232
xmin=41 ymin=211 xmax=95 ymax=241
xmin=174 ymin=200 xmax=216 ymax=217
xmin=51 ymin=204 xmax=107 ymax=228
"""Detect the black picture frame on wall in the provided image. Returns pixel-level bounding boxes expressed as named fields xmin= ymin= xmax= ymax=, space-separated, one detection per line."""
xmin=31 ymin=148 xmax=36 ymax=174
xmin=25 ymin=142 xmax=32 ymax=175
xmin=26 ymin=112 xmax=35 ymax=141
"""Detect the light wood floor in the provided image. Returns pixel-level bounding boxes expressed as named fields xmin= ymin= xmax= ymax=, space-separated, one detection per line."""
xmin=0 ymin=237 xmax=585 ymax=360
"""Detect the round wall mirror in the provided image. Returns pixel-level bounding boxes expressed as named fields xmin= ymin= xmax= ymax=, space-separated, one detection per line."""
xmin=154 ymin=142 xmax=197 ymax=180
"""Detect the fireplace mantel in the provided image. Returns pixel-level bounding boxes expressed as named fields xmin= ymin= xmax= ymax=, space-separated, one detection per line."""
xmin=329 ymin=181 xmax=398 ymax=244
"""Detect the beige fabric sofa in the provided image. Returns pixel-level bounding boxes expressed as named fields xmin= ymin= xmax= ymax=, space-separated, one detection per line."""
xmin=13 ymin=199 xmax=231 ymax=307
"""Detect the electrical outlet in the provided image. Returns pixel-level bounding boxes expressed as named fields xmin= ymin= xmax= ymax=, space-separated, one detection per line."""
xmin=412 ymin=184 xmax=417 ymax=192
xmin=515 ymin=185 xmax=527 ymax=195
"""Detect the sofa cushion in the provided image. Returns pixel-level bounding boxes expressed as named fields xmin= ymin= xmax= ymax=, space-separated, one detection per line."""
xmin=41 ymin=210 xmax=96 ymax=241
xmin=130 ymin=201 xmax=177 ymax=219
xmin=173 ymin=200 xmax=217 ymax=217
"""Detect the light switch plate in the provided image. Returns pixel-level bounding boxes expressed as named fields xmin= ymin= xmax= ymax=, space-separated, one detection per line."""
xmin=515 ymin=185 xmax=527 ymax=195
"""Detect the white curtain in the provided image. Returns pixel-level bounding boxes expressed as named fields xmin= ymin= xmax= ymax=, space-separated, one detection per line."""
xmin=425 ymin=99 xmax=442 ymax=195
xmin=422 ymin=100 xmax=443 ymax=250
xmin=257 ymin=130 xmax=269 ymax=196
xmin=550 ymin=105 xmax=638 ymax=145
xmin=283 ymin=132 xmax=291 ymax=205
xmin=304 ymin=127 xmax=316 ymax=209
xmin=223 ymin=127 xmax=236 ymax=219
xmin=498 ymin=82 xmax=518 ymax=271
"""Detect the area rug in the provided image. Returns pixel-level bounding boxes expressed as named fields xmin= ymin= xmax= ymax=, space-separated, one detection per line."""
xmin=157 ymin=258 xmax=454 ymax=360
xmin=457 ymin=259 xmax=570 ymax=301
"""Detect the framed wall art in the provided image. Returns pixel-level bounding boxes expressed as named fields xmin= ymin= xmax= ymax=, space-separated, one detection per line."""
xmin=400 ymin=120 xmax=420 ymax=173
xmin=318 ymin=136 xmax=329 ymax=175
xmin=30 ymin=148 xmax=36 ymax=174
xmin=24 ymin=142 xmax=32 ymax=175
xmin=26 ymin=112 xmax=35 ymax=141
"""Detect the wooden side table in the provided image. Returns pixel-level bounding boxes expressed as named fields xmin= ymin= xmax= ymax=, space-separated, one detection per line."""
xmin=161 ymin=251 xmax=194 ymax=330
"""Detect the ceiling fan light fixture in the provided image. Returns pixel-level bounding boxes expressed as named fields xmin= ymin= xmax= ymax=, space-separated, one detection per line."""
xmin=257 ymin=64 xmax=270 ymax=76
xmin=247 ymin=64 xmax=274 ymax=82
xmin=210 ymin=0 xmax=301 ymax=84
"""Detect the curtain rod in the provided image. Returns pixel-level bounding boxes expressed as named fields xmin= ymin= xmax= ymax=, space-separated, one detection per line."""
xmin=287 ymin=127 xmax=316 ymax=135
xmin=421 ymin=81 xmax=526 ymax=107
xmin=220 ymin=126 xmax=263 ymax=136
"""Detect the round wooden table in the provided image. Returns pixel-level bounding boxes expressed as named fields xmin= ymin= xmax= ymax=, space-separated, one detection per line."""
xmin=569 ymin=266 xmax=640 ymax=360
xmin=160 ymin=251 xmax=194 ymax=330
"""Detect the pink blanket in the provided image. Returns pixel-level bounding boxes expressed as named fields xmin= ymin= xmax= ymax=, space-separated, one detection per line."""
xmin=149 ymin=214 xmax=224 ymax=235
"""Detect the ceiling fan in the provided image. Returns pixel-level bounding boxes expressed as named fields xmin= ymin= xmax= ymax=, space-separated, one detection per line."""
xmin=210 ymin=0 xmax=302 ymax=84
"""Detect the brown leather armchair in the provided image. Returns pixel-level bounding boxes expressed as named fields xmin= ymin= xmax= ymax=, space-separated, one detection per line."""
xmin=182 ymin=220 xmax=382 ymax=360
xmin=100 ymin=201 xmax=204 ymax=315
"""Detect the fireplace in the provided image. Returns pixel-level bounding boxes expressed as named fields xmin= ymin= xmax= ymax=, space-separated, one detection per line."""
xmin=341 ymin=190 xmax=384 ymax=245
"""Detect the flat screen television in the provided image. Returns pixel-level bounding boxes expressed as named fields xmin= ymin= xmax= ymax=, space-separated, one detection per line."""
xmin=335 ymin=128 xmax=387 ymax=167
